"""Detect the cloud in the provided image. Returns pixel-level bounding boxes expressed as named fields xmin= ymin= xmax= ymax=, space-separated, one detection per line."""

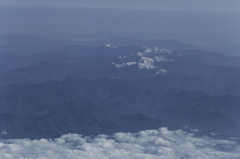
xmin=0 ymin=128 xmax=239 ymax=159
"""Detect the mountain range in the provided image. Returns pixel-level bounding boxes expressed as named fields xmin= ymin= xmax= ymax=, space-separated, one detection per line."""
xmin=0 ymin=35 xmax=240 ymax=139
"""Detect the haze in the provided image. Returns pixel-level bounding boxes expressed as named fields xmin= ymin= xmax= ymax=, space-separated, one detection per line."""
xmin=0 ymin=0 xmax=240 ymax=45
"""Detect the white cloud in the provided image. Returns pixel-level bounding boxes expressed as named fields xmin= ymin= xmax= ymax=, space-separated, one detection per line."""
xmin=0 ymin=128 xmax=239 ymax=159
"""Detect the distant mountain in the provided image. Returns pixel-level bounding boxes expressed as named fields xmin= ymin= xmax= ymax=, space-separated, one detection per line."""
xmin=0 ymin=38 xmax=240 ymax=139
xmin=0 ymin=34 xmax=199 ymax=50
xmin=0 ymin=34 xmax=80 ymax=45
xmin=0 ymin=62 xmax=74 ymax=86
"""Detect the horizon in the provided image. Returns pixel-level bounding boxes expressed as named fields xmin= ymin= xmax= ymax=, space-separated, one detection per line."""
xmin=0 ymin=0 xmax=240 ymax=46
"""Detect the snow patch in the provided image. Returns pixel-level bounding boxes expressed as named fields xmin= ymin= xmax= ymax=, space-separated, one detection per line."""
xmin=210 ymin=132 xmax=221 ymax=136
xmin=138 ymin=57 xmax=157 ymax=70
xmin=155 ymin=69 xmax=168 ymax=75
xmin=113 ymin=62 xmax=137 ymax=68
xmin=154 ymin=56 xmax=168 ymax=62
xmin=144 ymin=48 xmax=152 ymax=53
xmin=138 ymin=52 xmax=144 ymax=57
xmin=143 ymin=47 xmax=172 ymax=54
xmin=118 ymin=56 xmax=128 ymax=59
xmin=106 ymin=44 xmax=118 ymax=48
xmin=115 ymin=47 xmax=173 ymax=71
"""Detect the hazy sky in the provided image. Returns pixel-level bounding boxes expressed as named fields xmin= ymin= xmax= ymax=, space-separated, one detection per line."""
xmin=0 ymin=0 xmax=239 ymax=44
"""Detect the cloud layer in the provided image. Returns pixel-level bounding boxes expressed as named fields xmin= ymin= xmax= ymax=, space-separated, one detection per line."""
xmin=0 ymin=128 xmax=239 ymax=159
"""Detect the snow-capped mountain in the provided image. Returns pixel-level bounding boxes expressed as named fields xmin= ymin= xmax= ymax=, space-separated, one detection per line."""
xmin=112 ymin=47 xmax=174 ymax=75
xmin=0 ymin=37 xmax=240 ymax=142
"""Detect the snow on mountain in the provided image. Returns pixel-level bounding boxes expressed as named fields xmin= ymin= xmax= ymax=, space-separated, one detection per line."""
xmin=138 ymin=57 xmax=157 ymax=69
xmin=118 ymin=56 xmax=128 ymax=59
xmin=155 ymin=69 xmax=168 ymax=75
xmin=154 ymin=56 xmax=168 ymax=62
xmin=144 ymin=47 xmax=172 ymax=54
xmin=137 ymin=47 xmax=173 ymax=70
xmin=106 ymin=44 xmax=118 ymax=48
xmin=113 ymin=47 xmax=172 ymax=75
xmin=113 ymin=62 xmax=137 ymax=68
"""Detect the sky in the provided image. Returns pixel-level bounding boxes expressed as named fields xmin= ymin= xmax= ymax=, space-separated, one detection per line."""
xmin=0 ymin=0 xmax=240 ymax=45
xmin=0 ymin=128 xmax=240 ymax=159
